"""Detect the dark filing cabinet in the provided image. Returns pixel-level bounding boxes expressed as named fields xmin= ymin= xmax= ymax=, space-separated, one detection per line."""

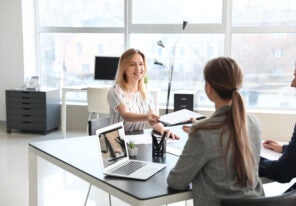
xmin=174 ymin=92 xmax=194 ymax=111
xmin=5 ymin=88 xmax=60 ymax=134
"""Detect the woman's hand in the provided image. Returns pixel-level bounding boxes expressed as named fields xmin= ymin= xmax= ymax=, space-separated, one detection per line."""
xmin=182 ymin=125 xmax=191 ymax=134
xmin=161 ymin=129 xmax=180 ymax=140
xmin=182 ymin=118 xmax=197 ymax=133
xmin=263 ymin=139 xmax=283 ymax=153
xmin=148 ymin=110 xmax=159 ymax=125
xmin=191 ymin=117 xmax=198 ymax=123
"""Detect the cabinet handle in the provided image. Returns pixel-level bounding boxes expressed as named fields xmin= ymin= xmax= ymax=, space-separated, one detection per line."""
xmin=22 ymin=108 xmax=30 ymax=110
xmin=22 ymin=114 xmax=31 ymax=117
xmin=22 ymin=121 xmax=31 ymax=124
xmin=21 ymin=97 xmax=30 ymax=99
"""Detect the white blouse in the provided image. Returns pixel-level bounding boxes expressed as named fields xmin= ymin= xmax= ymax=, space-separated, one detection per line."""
xmin=107 ymin=84 xmax=155 ymax=132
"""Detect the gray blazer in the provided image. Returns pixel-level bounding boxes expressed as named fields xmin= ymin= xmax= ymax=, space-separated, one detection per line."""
xmin=167 ymin=105 xmax=264 ymax=206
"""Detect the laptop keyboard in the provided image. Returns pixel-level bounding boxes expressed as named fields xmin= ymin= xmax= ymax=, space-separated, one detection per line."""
xmin=110 ymin=160 xmax=147 ymax=175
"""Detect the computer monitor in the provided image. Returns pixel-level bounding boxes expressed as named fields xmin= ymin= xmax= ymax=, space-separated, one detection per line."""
xmin=94 ymin=56 xmax=120 ymax=80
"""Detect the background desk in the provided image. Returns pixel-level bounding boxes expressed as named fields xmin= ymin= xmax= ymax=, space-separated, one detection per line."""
xmin=61 ymin=85 xmax=160 ymax=138
xmin=28 ymin=135 xmax=192 ymax=206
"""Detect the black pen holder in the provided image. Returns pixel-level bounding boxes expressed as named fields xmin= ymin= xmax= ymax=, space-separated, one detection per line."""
xmin=152 ymin=134 xmax=166 ymax=157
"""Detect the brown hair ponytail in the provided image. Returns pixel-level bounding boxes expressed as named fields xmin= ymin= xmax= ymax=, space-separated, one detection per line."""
xmin=192 ymin=57 xmax=255 ymax=187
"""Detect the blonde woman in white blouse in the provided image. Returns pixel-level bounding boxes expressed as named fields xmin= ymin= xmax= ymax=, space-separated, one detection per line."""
xmin=108 ymin=48 xmax=179 ymax=139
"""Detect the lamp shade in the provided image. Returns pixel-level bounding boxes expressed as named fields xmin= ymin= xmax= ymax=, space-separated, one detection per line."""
xmin=154 ymin=59 xmax=164 ymax=66
xmin=157 ymin=40 xmax=165 ymax=48
xmin=182 ymin=20 xmax=188 ymax=30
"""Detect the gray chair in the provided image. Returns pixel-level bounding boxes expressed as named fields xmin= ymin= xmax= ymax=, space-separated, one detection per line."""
xmin=88 ymin=117 xmax=111 ymax=135
xmin=220 ymin=189 xmax=296 ymax=206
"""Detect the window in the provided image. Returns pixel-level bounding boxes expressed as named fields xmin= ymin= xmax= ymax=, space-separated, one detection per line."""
xmin=132 ymin=0 xmax=222 ymax=24
xmin=39 ymin=33 xmax=124 ymax=89
xmin=34 ymin=0 xmax=296 ymax=110
xmin=232 ymin=33 xmax=296 ymax=109
xmin=232 ymin=0 xmax=296 ymax=26
xmin=38 ymin=0 xmax=123 ymax=27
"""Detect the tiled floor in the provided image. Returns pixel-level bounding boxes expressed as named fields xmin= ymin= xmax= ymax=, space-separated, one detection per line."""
xmin=0 ymin=123 xmax=192 ymax=206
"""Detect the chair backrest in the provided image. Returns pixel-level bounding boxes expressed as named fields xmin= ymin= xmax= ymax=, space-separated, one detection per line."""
xmin=88 ymin=117 xmax=111 ymax=135
xmin=87 ymin=87 xmax=110 ymax=114
xmin=149 ymin=89 xmax=160 ymax=115
xmin=220 ymin=190 xmax=296 ymax=206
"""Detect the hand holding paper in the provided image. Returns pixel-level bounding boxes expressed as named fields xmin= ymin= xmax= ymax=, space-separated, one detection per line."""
xmin=148 ymin=110 xmax=160 ymax=125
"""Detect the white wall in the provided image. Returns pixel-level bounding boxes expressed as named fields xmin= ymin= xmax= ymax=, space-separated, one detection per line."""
xmin=65 ymin=105 xmax=296 ymax=142
xmin=0 ymin=0 xmax=24 ymax=121
xmin=199 ymin=109 xmax=296 ymax=142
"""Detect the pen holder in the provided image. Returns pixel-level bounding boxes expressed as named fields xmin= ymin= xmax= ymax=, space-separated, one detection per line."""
xmin=152 ymin=134 xmax=166 ymax=157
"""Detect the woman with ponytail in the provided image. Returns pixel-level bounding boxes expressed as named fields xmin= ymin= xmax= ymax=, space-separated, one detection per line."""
xmin=167 ymin=57 xmax=264 ymax=206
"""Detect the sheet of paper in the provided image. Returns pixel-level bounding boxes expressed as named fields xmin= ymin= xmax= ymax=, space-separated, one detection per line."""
xmin=260 ymin=145 xmax=282 ymax=160
xmin=158 ymin=109 xmax=205 ymax=126
xmin=166 ymin=145 xmax=183 ymax=156
xmin=263 ymin=178 xmax=296 ymax=196
xmin=125 ymin=134 xmax=152 ymax=144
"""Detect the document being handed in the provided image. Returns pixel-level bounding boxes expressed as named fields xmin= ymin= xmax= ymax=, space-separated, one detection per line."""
xmin=158 ymin=109 xmax=206 ymax=126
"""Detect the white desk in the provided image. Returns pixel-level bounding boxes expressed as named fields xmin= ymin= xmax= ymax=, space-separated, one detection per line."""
xmin=61 ymin=85 xmax=160 ymax=138
xmin=28 ymin=135 xmax=192 ymax=206
xmin=29 ymin=125 xmax=292 ymax=205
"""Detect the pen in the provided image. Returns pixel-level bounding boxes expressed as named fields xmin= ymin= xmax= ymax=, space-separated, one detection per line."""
xmin=157 ymin=132 xmax=166 ymax=152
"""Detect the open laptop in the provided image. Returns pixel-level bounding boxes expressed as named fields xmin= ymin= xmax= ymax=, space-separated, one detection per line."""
xmin=96 ymin=122 xmax=166 ymax=180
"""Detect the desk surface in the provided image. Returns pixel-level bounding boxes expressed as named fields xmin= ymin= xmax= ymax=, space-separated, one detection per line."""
xmin=29 ymin=134 xmax=191 ymax=204
xmin=29 ymin=125 xmax=293 ymax=205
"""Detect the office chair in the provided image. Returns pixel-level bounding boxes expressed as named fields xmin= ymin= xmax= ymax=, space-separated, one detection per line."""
xmin=220 ymin=189 xmax=296 ymax=206
xmin=86 ymin=87 xmax=110 ymax=135
xmin=88 ymin=117 xmax=111 ymax=136
xmin=149 ymin=89 xmax=160 ymax=115
xmin=84 ymin=117 xmax=111 ymax=206
xmin=87 ymin=87 xmax=110 ymax=119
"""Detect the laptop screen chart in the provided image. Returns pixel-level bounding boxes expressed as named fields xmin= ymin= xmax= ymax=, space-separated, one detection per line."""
xmin=98 ymin=127 xmax=127 ymax=168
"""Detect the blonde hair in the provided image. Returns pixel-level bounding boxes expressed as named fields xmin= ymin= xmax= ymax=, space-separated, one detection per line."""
xmin=192 ymin=57 xmax=255 ymax=187
xmin=115 ymin=48 xmax=147 ymax=100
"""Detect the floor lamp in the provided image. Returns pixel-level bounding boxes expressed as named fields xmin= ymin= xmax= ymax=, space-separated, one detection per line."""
xmin=157 ymin=20 xmax=188 ymax=114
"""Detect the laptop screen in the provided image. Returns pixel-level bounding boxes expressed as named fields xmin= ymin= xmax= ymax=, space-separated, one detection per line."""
xmin=97 ymin=123 xmax=127 ymax=169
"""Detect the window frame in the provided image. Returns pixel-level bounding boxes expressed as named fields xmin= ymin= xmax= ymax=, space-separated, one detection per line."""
xmin=33 ymin=0 xmax=296 ymax=111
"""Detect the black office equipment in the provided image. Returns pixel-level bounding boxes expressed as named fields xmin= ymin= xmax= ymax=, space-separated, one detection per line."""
xmin=94 ymin=56 xmax=120 ymax=80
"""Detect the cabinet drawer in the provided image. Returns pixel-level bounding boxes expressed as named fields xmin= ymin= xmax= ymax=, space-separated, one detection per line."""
xmin=7 ymin=114 xmax=45 ymax=123
xmin=6 ymin=107 xmax=45 ymax=115
xmin=7 ymin=121 xmax=46 ymax=131
xmin=6 ymin=91 xmax=45 ymax=104
xmin=6 ymin=102 xmax=46 ymax=110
